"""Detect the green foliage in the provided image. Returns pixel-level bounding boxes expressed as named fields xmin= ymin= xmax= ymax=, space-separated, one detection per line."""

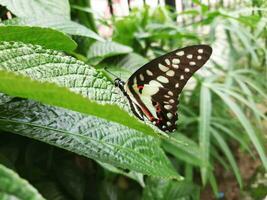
xmin=0 ymin=0 xmax=266 ymax=199
xmin=4 ymin=17 xmax=104 ymax=41
xmin=0 ymin=26 xmax=77 ymax=51
xmin=0 ymin=99 xmax=178 ymax=179
xmin=87 ymin=41 xmax=133 ymax=63
xmin=0 ymin=0 xmax=70 ymax=19
xmin=0 ymin=0 xmax=103 ymax=41
xmin=142 ymin=177 xmax=200 ymax=200
xmin=0 ymin=44 xmax=156 ymax=137
xmin=0 ymin=164 xmax=45 ymax=200
xmin=0 ymin=43 xmax=181 ymax=179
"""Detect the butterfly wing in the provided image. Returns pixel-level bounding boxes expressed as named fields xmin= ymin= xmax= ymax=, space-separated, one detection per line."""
xmin=125 ymin=45 xmax=212 ymax=132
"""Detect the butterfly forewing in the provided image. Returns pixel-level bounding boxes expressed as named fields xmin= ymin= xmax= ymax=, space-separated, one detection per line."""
xmin=125 ymin=45 xmax=212 ymax=132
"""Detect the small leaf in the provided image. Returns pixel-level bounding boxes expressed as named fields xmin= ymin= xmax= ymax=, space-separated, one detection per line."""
xmin=0 ymin=164 xmax=45 ymax=200
xmin=87 ymin=41 xmax=133 ymax=60
xmin=0 ymin=26 xmax=77 ymax=51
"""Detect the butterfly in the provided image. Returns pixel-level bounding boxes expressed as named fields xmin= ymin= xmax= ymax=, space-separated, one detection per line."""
xmin=115 ymin=45 xmax=212 ymax=133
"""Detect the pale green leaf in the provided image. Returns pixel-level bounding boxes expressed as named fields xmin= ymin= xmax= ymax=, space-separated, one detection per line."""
xmin=0 ymin=0 xmax=70 ymax=19
xmin=0 ymin=164 xmax=45 ymax=200
xmin=87 ymin=41 xmax=133 ymax=60
xmin=4 ymin=17 xmax=104 ymax=41
xmin=199 ymin=82 xmax=212 ymax=185
xmin=0 ymin=26 xmax=77 ymax=51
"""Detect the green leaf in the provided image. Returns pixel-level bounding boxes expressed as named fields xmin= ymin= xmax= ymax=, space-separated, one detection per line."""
xmin=97 ymin=161 xmax=145 ymax=187
xmin=0 ymin=99 xmax=180 ymax=179
xmin=116 ymin=53 xmax=148 ymax=72
xmin=162 ymin=133 xmax=204 ymax=167
xmin=211 ymin=128 xmax=243 ymax=188
xmin=0 ymin=41 xmax=160 ymax=137
xmin=87 ymin=41 xmax=133 ymax=60
xmin=198 ymin=82 xmax=212 ymax=185
xmin=213 ymin=90 xmax=267 ymax=169
xmin=0 ymin=164 xmax=45 ymax=200
xmin=0 ymin=0 xmax=70 ymax=19
xmin=142 ymin=177 xmax=200 ymax=200
xmin=4 ymin=17 xmax=104 ymax=41
xmin=0 ymin=26 xmax=77 ymax=52
xmin=211 ymin=122 xmax=252 ymax=155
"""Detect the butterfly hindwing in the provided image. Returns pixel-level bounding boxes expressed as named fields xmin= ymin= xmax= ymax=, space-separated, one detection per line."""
xmin=124 ymin=45 xmax=212 ymax=132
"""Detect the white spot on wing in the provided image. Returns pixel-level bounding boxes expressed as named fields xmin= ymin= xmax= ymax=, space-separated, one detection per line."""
xmin=168 ymin=91 xmax=173 ymax=96
xmin=146 ymin=69 xmax=153 ymax=76
xmin=187 ymin=54 xmax=193 ymax=59
xmin=141 ymin=80 xmax=163 ymax=95
xmin=166 ymin=70 xmax=175 ymax=77
xmin=140 ymin=74 xmax=144 ymax=81
xmin=197 ymin=55 xmax=202 ymax=60
xmin=169 ymin=99 xmax=174 ymax=103
xmin=175 ymin=83 xmax=179 ymax=88
xmin=176 ymin=51 xmax=184 ymax=56
xmin=164 ymin=95 xmax=170 ymax=98
xmin=167 ymin=121 xmax=172 ymax=126
xmin=157 ymin=76 xmax=169 ymax=83
xmin=172 ymin=64 xmax=179 ymax=69
xmin=185 ymin=68 xmax=190 ymax=72
xmin=149 ymin=80 xmax=163 ymax=88
xmin=159 ymin=63 xmax=169 ymax=72
xmin=198 ymin=49 xmax=204 ymax=54
xmin=189 ymin=61 xmax=196 ymax=66
xmin=167 ymin=113 xmax=173 ymax=119
xmin=165 ymin=59 xmax=171 ymax=65
xmin=172 ymin=58 xmax=180 ymax=64
xmin=180 ymin=75 xmax=184 ymax=80
xmin=164 ymin=105 xmax=172 ymax=110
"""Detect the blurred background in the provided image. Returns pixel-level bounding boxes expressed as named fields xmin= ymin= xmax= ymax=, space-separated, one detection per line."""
xmin=0 ymin=0 xmax=266 ymax=200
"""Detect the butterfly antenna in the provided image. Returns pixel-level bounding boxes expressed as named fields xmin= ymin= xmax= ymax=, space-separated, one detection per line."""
xmin=104 ymin=66 xmax=119 ymax=79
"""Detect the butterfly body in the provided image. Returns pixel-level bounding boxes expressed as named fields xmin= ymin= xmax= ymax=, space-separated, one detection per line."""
xmin=115 ymin=45 xmax=212 ymax=133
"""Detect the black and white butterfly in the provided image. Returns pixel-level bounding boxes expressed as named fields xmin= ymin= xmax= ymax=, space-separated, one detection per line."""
xmin=114 ymin=45 xmax=212 ymax=133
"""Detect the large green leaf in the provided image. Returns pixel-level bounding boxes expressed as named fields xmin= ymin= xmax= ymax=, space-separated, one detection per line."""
xmin=4 ymin=17 xmax=104 ymax=41
xmin=0 ymin=99 xmax=180 ymax=179
xmin=0 ymin=26 xmax=77 ymax=51
xmin=0 ymin=69 xmax=157 ymax=136
xmin=0 ymin=41 xmax=187 ymax=145
xmin=0 ymin=0 xmax=70 ymax=19
xmin=0 ymin=164 xmax=45 ymax=200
